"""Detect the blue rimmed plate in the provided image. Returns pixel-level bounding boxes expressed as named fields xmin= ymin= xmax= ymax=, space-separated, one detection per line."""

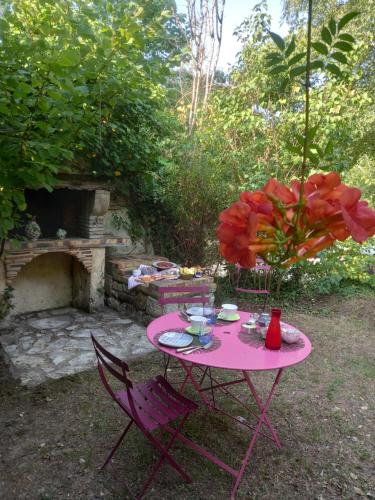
xmin=158 ymin=332 xmax=193 ymax=348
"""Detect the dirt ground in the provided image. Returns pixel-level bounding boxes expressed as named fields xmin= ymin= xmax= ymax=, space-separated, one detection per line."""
xmin=0 ymin=294 xmax=374 ymax=500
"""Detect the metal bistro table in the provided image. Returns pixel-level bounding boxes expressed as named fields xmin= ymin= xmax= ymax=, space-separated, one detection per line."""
xmin=146 ymin=310 xmax=312 ymax=499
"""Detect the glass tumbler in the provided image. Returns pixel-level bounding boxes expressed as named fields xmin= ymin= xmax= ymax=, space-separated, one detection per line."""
xmin=199 ymin=324 xmax=212 ymax=346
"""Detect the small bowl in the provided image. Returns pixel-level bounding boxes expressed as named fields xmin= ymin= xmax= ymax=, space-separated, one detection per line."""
xmin=281 ymin=327 xmax=301 ymax=344
xmin=241 ymin=323 xmax=257 ymax=334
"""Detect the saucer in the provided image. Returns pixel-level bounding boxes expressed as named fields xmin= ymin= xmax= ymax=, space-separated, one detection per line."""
xmin=185 ymin=326 xmax=211 ymax=335
xmin=217 ymin=312 xmax=240 ymax=322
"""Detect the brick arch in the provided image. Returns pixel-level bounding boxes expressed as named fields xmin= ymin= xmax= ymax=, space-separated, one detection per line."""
xmin=5 ymin=248 xmax=92 ymax=285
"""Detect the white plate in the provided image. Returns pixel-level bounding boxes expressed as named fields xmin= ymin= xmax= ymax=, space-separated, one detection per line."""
xmin=186 ymin=306 xmax=212 ymax=316
xmin=158 ymin=332 xmax=193 ymax=348
xmin=153 ymin=261 xmax=178 ymax=270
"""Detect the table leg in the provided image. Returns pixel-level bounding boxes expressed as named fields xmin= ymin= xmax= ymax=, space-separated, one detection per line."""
xmin=178 ymin=360 xmax=212 ymax=407
xmin=230 ymin=368 xmax=283 ymax=499
xmin=243 ymin=370 xmax=282 ymax=449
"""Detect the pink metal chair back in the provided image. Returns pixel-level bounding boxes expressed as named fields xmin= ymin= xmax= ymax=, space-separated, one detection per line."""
xmin=157 ymin=284 xmax=211 ymax=378
xmin=235 ymin=259 xmax=272 ymax=311
xmin=91 ymin=334 xmax=198 ymax=498
xmin=158 ymin=284 xmax=210 ymax=309
xmin=91 ymin=333 xmax=138 ymax=421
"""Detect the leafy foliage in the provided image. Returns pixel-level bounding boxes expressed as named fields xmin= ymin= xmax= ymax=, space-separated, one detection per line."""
xmin=160 ymin=1 xmax=374 ymax=289
xmin=0 ymin=286 xmax=14 ymax=319
xmin=0 ymin=0 xmax=181 ymax=242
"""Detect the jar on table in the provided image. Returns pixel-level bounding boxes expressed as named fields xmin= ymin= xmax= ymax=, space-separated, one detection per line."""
xmin=257 ymin=313 xmax=271 ymax=339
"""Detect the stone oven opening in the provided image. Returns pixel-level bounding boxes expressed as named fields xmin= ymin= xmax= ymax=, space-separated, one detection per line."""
xmin=11 ymin=252 xmax=91 ymax=316
xmin=23 ymin=188 xmax=84 ymax=238
xmin=22 ymin=187 xmax=107 ymax=240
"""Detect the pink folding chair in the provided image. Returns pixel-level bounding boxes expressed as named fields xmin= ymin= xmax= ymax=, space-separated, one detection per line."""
xmin=91 ymin=334 xmax=198 ymax=499
xmin=235 ymin=260 xmax=272 ymax=312
xmin=158 ymin=284 xmax=210 ymax=378
xmin=158 ymin=284 xmax=211 ymax=310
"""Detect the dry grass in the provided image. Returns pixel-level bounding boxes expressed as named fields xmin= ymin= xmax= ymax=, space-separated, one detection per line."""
xmin=0 ymin=294 xmax=374 ymax=500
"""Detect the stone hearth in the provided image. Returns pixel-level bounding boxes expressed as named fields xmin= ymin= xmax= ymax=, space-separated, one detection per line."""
xmin=0 ymin=307 xmax=155 ymax=386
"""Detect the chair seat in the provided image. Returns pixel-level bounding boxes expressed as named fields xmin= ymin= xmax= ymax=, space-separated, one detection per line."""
xmin=115 ymin=375 xmax=198 ymax=432
xmin=236 ymin=288 xmax=270 ymax=295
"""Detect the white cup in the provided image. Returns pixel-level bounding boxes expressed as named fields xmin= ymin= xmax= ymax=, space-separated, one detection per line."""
xmin=190 ymin=315 xmax=207 ymax=333
xmin=221 ymin=304 xmax=238 ymax=318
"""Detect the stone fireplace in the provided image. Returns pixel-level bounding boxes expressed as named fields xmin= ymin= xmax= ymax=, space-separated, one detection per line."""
xmin=0 ymin=180 xmax=129 ymax=317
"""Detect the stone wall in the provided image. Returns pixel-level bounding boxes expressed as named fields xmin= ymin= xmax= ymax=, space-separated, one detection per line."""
xmin=105 ymin=259 xmax=216 ymax=325
xmin=103 ymin=205 xmax=153 ymax=257
xmin=79 ymin=189 xmax=110 ymax=239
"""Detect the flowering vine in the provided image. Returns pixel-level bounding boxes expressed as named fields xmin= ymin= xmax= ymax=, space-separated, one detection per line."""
xmin=217 ymin=172 xmax=375 ymax=268
xmin=217 ymin=1 xmax=375 ymax=268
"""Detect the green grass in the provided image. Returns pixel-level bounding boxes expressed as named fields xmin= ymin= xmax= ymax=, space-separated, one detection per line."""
xmin=0 ymin=294 xmax=374 ymax=499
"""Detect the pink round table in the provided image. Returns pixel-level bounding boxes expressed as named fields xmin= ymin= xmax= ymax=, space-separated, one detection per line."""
xmin=147 ymin=310 xmax=311 ymax=372
xmin=146 ymin=310 xmax=312 ymax=499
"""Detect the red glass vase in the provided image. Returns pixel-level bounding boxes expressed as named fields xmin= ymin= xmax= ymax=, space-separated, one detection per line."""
xmin=265 ymin=308 xmax=282 ymax=350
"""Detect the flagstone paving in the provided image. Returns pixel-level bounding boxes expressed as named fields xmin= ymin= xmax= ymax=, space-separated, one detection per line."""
xmin=0 ymin=307 xmax=155 ymax=387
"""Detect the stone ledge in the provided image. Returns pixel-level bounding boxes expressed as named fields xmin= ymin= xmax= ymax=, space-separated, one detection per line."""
xmin=4 ymin=236 xmax=129 ymax=252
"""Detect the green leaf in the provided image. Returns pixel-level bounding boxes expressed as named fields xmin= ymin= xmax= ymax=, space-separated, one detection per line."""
xmin=333 ymin=41 xmax=354 ymax=52
xmin=331 ymin=52 xmax=348 ymax=64
xmin=310 ymin=60 xmax=324 ymax=70
xmin=338 ymin=11 xmax=360 ymax=31
xmin=279 ymin=78 xmax=289 ymax=92
xmin=289 ymin=65 xmax=306 ymax=77
xmin=312 ymin=42 xmax=328 ymax=55
xmin=309 ymin=143 xmax=324 ymax=157
xmin=307 ymin=125 xmax=318 ymax=140
xmin=324 ymin=140 xmax=334 ymax=156
xmin=269 ymin=31 xmax=285 ymax=51
xmin=269 ymin=64 xmax=288 ymax=75
xmin=328 ymin=19 xmax=337 ymax=36
xmin=321 ymin=27 xmax=332 ymax=45
xmin=0 ymin=103 xmax=10 ymax=115
xmin=285 ymin=37 xmax=296 ymax=57
xmin=56 ymin=49 xmax=81 ymax=67
xmin=286 ymin=143 xmax=301 ymax=154
xmin=326 ymin=63 xmax=343 ymax=77
xmin=296 ymin=134 xmax=305 ymax=146
xmin=266 ymin=51 xmax=284 ymax=59
xmin=288 ymin=52 xmax=306 ymax=66
xmin=307 ymin=151 xmax=319 ymax=164
xmin=265 ymin=55 xmax=284 ymax=67
xmin=338 ymin=33 xmax=355 ymax=43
